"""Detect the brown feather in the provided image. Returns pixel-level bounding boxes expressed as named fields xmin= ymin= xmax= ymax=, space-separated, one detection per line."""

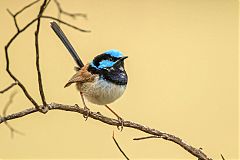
xmin=64 ymin=64 xmax=96 ymax=88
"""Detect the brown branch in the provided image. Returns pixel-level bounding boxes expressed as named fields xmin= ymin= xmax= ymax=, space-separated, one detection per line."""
xmin=15 ymin=0 xmax=40 ymax=17
xmin=6 ymin=9 xmax=19 ymax=32
xmin=6 ymin=0 xmax=40 ymax=32
xmin=4 ymin=1 xmax=51 ymax=110
xmin=0 ymin=82 xmax=17 ymax=94
xmin=2 ymin=92 xmax=24 ymax=138
xmin=54 ymin=0 xmax=87 ymax=22
xmin=4 ymin=2 xmax=90 ymax=112
xmin=221 ymin=154 xmax=225 ymax=160
xmin=133 ymin=135 xmax=160 ymax=140
xmin=0 ymin=102 xmax=212 ymax=160
xmin=112 ymin=131 xmax=130 ymax=160
xmin=42 ymin=16 xmax=90 ymax=32
xmin=34 ymin=0 xmax=49 ymax=111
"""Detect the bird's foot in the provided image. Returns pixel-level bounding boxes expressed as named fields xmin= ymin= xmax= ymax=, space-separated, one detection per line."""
xmin=83 ymin=106 xmax=90 ymax=121
xmin=117 ymin=117 xmax=124 ymax=131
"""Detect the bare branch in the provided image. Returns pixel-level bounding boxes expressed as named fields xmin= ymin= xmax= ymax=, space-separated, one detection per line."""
xmin=4 ymin=15 xmax=89 ymax=107
xmin=133 ymin=135 xmax=161 ymax=140
xmin=0 ymin=103 xmax=212 ymax=160
xmin=112 ymin=131 xmax=130 ymax=160
xmin=6 ymin=0 xmax=40 ymax=32
xmin=34 ymin=0 xmax=50 ymax=111
xmin=54 ymin=0 xmax=87 ymax=22
xmin=221 ymin=154 xmax=226 ymax=160
xmin=0 ymin=82 xmax=17 ymax=94
xmin=6 ymin=9 xmax=19 ymax=31
xmin=2 ymin=92 xmax=24 ymax=138
xmin=4 ymin=0 xmax=89 ymax=113
xmin=15 ymin=0 xmax=40 ymax=17
xmin=42 ymin=16 xmax=91 ymax=32
xmin=5 ymin=5 xmax=43 ymax=110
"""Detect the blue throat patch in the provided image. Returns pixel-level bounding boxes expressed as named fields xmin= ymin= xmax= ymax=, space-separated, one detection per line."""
xmin=104 ymin=49 xmax=123 ymax=58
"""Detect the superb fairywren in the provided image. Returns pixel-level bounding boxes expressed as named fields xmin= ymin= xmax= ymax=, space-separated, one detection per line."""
xmin=50 ymin=22 xmax=128 ymax=128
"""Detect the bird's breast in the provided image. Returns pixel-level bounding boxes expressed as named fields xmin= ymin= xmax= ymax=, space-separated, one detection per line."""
xmin=78 ymin=76 xmax=127 ymax=105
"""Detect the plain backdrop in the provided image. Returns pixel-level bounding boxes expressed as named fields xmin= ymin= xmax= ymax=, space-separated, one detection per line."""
xmin=0 ymin=0 xmax=238 ymax=159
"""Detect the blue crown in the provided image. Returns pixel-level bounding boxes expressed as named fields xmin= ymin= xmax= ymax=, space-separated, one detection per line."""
xmin=104 ymin=49 xmax=123 ymax=58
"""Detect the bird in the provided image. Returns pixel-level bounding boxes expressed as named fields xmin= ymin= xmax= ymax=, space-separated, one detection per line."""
xmin=50 ymin=22 xmax=128 ymax=129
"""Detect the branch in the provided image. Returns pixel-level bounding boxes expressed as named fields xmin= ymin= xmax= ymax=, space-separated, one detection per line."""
xmin=4 ymin=2 xmax=45 ymax=110
xmin=15 ymin=0 xmax=40 ymax=17
xmin=112 ymin=131 xmax=130 ymax=160
xmin=34 ymin=0 xmax=49 ymax=111
xmin=0 ymin=103 xmax=212 ymax=160
xmin=133 ymin=135 xmax=160 ymax=140
xmin=54 ymin=0 xmax=87 ymax=22
xmin=4 ymin=5 xmax=90 ymax=111
xmin=1 ymin=92 xmax=24 ymax=138
xmin=42 ymin=16 xmax=90 ymax=32
xmin=0 ymin=82 xmax=17 ymax=94
xmin=6 ymin=0 xmax=40 ymax=32
xmin=221 ymin=154 xmax=226 ymax=160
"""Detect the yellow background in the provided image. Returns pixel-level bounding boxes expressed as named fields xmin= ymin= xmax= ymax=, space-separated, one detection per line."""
xmin=0 ymin=0 xmax=238 ymax=159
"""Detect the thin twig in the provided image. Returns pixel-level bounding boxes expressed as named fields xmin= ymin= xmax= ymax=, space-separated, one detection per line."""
xmin=6 ymin=9 xmax=19 ymax=31
xmin=112 ymin=131 xmax=130 ymax=160
xmin=34 ymin=0 xmax=49 ymax=111
xmin=6 ymin=0 xmax=40 ymax=32
xmin=0 ymin=103 xmax=212 ymax=160
xmin=0 ymin=82 xmax=17 ymax=94
xmin=15 ymin=0 xmax=40 ymax=17
xmin=2 ymin=92 xmax=24 ymax=138
xmin=42 ymin=16 xmax=90 ymax=32
xmin=54 ymin=0 xmax=87 ymax=23
xmin=221 ymin=154 xmax=225 ymax=160
xmin=133 ymin=135 xmax=161 ymax=140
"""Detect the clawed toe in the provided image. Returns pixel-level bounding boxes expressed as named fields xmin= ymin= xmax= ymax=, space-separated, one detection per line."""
xmin=117 ymin=117 xmax=124 ymax=131
xmin=83 ymin=106 xmax=90 ymax=121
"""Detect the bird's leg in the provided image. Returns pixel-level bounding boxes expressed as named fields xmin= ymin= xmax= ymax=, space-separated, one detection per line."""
xmin=80 ymin=92 xmax=90 ymax=120
xmin=105 ymin=105 xmax=124 ymax=131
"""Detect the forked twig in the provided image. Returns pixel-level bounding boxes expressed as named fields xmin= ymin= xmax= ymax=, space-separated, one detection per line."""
xmin=3 ymin=0 xmax=90 ymax=111
xmin=6 ymin=0 xmax=40 ymax=31
xmin=54 ymin=0 xmax=87 ymax=24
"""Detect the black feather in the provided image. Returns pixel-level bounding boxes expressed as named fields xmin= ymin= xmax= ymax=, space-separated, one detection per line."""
xmin=50 ymin=21 xmax=84 ymax=68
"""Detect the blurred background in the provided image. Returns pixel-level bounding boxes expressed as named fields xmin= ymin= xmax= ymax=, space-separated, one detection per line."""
xmin=0 ymin=0 xmax=238 ymax=159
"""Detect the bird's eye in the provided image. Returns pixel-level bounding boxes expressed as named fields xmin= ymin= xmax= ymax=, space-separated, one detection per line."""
xmin=109 ymin=57 xmax=113 ymax=61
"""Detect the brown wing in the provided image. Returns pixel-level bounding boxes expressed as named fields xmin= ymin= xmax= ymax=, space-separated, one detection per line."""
xmin=64 ymin=64 xmax=96 ymax=88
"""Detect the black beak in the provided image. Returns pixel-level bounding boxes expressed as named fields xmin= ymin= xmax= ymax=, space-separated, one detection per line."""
xmin=112 ymin=56 xmax=128 ymax=68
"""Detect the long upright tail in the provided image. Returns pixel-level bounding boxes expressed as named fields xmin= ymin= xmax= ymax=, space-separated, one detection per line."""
xmin=50 ymin=21 xmax=84 ymax=68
